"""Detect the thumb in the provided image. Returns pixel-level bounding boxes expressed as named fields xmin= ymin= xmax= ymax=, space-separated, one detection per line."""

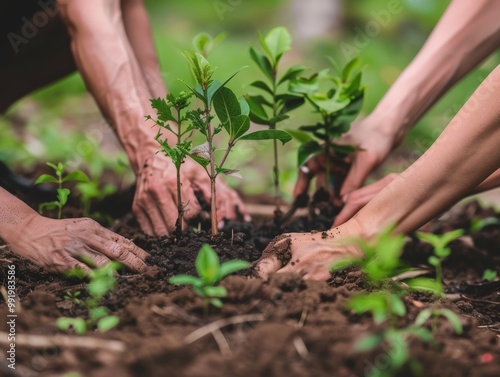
xmin=340 ymin=154 xmax=375 ymax=197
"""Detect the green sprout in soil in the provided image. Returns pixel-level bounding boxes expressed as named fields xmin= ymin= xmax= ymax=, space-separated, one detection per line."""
xmin=470 ymin=216 xmax=500 ymax=233
xmin=246 ymin=26 xmax=305 ymax=219
xmin=289 ymin=57 xmax=364 ymax=200
xmin=174 ymin=48 xmax=291 ymax=236
xmin=34 ymin=162 xmax=89 ymax=219
xmin=414 ymin=307 xmax=463 ymax=336
xmin=148 ymin=90 xmax=194 ymax=239
xmin=57 ymin=261 xmax=121 ymax=335
xmin=169 ymin=243 xmax=249 ymax=314
xmin=416 ymin=229 xmax=464 ymax=293
xmin=76 ymin=179 xmax=117 ymax=218
xmin=482 ymin=268 xmax=497 ymax=281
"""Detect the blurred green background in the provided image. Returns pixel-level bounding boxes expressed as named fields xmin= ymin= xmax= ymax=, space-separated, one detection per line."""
xmin=2 ymin=0 xmax=499 ymax=201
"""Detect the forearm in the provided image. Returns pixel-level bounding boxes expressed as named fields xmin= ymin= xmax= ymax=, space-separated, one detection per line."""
xmin=372 ymin=0 xmax=500 ymax=145
xmin=121 ymin=0 xmax=166 ymax=98
xmin=353 ymin=65 xmax=500 ymax=237
xmin=0 ymin=187 xmax=38 ymax=243
xmin=59 ymin=0 xmax=165 ymax=173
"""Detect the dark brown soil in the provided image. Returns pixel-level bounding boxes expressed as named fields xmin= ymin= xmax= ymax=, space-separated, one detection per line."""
xmin=1 ymin=200 xmax=499 ymax=377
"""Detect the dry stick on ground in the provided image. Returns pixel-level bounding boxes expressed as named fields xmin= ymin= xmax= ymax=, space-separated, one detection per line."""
xmin=0 ymin=332 xmax=125 ymax=352
xmin=151 ymin=304 xmax=202 ymax=324
xmin=293 ymin=307 xmax=309 ymax=359
xmin=460 ymin=295 xmax=500 ymax=306
xmin=184 ymin=314 xmax=266 ymax=355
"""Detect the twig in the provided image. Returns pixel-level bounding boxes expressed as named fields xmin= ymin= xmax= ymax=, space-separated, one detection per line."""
xmin=151 ymin=304 xmax=202 ymax=324
xmin=293 ymin=336 xmax=308 ymax=359
xmin=460 ymin=295 xmax=500 ymax=305
xmin=297 ymin=307 xmax=308 ymax=329
xmin=0 ymin=332 xmax=125 ymax=352
xmin=184 ymin=314 xmax=265 ymax=345
xmin=212 ymin=327 xmax=232 ymax=356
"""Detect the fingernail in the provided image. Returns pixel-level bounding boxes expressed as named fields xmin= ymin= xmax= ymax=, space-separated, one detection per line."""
xmin=217 ymin=221 xmax=224 ymax=229
xmin=244 ymin=215 xmax=252 ymax=222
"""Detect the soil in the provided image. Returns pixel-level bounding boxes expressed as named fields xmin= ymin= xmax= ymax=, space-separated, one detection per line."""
xmin=0 ymin=195 xmax=499 ymax=377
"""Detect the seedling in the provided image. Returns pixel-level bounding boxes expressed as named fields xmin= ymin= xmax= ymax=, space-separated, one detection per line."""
xmin=355 ymin=326 xmax=433 ymax=377
xmin=169 ymin=243 xmax=249 ymax=314
xmin=482 ymin=268 xmax=497 ymax=281
xmin=63 ymin=290 xmax=82 ymax=305
xmin=76 ymin=179 xmax=117 ymax=218
xmin=289 ymin=58 xmax=364 ymax=198
xmin=416 ymin=229 xmax=464 ymax=293
xmin=470 ymin=216 xmax=500 ymax=233
xmin=179 ymin=49 xmax=291 ymax=235
xmin=414 ymin=307 xmax=463 ymax=336
xmin=57 ymin=261 xmax=121 ymax=335
xmin=34 ymin=162 xmax=89 ymax=219
xmin=246 ymin=26 xmax=305 ymax=218
xmin=148 ymin=91 xmax=194 ymax=239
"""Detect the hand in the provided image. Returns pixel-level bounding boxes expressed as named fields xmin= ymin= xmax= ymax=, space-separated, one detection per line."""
xmin=333 ymin=173 xmax=398 ymax=226
xmin=293 ymin=117 xmax=396 ymax=202
xmin=133 ymin=153 xmax=249 ymax=236
xmin=6 ymin=214 xmax=148 ymax=274
xmin=254 ymin=222 xmax=364 ymax=281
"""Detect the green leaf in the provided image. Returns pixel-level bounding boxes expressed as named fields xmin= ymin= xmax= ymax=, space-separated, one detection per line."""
xmin=57 ymin=188 xmax=70 ymax=206
xmin=72 ymin=318 xmax=87 ymax=335
xmin=285 ymin=129 xmax=312 ymax=143
xmin=246 ymin=95 xmax=270 ymax=125
xmin=213 ymin=87 xmax=242 ymax=125
xmin=297 ymin=141 xmax=322 ymax=167
xmin=331 ymin=143 xmax=357 ymax=155
xmin=196 ymin=244 xmax=221 ymax=285
xmin=264 ymin=26 xmax=292 ymax=64
xmin=34 ymin=174 xmax=58 ymax=185
xmin=240 ymin=98 xmax=250 ymax=116
xmin=471 ymin=217 xmax=500 ymax=233
xmin=150 ymin=98 xmax=176 ymax=123
xmin=355 ymin=333 xmax=384 ymax=351
xmin=238 ymin=130 xmax=292 ymax=144
xmin=428 ymin=255 xmax=440 ymax=267
xmin=249 ymin=46 xmax=273 ymax=81
xmin=193 ymin=32 xmax=213 ymax=55
xmin=277 ymin=94 xmax=305 ymax=114
xmin=390 ymin=294 xmax=406 ymax=317
xmin=46 ymin=162 xmax=59 ymax=171
xmin=482 ymin=269 xmax=497 ymax=281
xmin=56 ymin=317 xmax=72 ymax=331
xmin=440 ymin=310 xmax=463 ymax=334
xmin=219 ymin=260 xmax=250 ymax=278
xmin=230 ymin=115 xmax=250 ymax=141
xmin=342 ymin=57 xmax=360 ymax=82
xmin=289 ymin=74 xmax=319 ymax=95
xmin=414 ymin=309 xmax=433 ymax=328
xmin=97 ymin=316 xmax=120 ymax=332
xmin=90 ymin=307 xmax=108 ymax=320
xmin=169 ymin=275 xmax=203 ymax=286
xmin=278 ymin=65 xmax=306 ymax=85
xmin=406 ymin=277 xmax=443 ymax=295
xmin=207 ymin=67 xmax=246 ymax=105
xmin=210 ymin=298 xmax=224 ymax=308
xmin=250 ymin=80 xmax=273 ymax=95
xmin=63 ymin=170 xmax=90 ymax=184
xmin=204 ymin=286 xmax=227 ymax=298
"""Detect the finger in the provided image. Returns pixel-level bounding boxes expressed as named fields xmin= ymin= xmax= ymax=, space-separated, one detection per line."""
xmin=77 ymin=246 xmax=113 ymax=268
xmin=315 ymin=172 xmax=326 ymax=191
xmin=340 ymin=154 xmax=375 ymax=197
xmin=254 ymin=255 xmax=281 ymax=280
xmin=293 ymin=166 xmax=313 ymax=199
xmin=332 ymin=201 xmax=360 ymax=227
xmin=148 ymin=190 xmax=177 ymax=236
xmin=50 ymin=254 xmax=93 ymax=275
xmin=181 ymin=185 xmax=203 ymax=221
xmin=230 ymin=189 xmax=251 ymax=222
xmin=133 ymin=200 xmax=155 ymax=236
xmin=303 ymin=270 xmax=331 ymax=281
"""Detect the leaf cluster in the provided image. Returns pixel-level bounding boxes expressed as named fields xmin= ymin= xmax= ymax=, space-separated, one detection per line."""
xmin=57 ymin=261 xmax=122 ymax=335
xmin=289 ymin=58 xmax=364 ymax=166
xmin=247 ymin=26 xmax=305 ymax=128
xmin=34 ymin=162 xmax=89 ymax=219
xmin=169 ymin=244 xmax=249 ymax=310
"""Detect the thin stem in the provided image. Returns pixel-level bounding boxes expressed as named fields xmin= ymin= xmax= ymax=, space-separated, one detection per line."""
xmin=204 ymin=99 xmax=218 ymax=236
xmin=175 ymin=107 xmax=184 ymax=239
xmin=57 ymin=177 xmax=62 ymax=220
xmin=324 ymin=143 xmax=331 ymax=195
xmin=271 ymin=66 xmax=282 ymax=218
xmin=219 ymin=141 xmax=234 ymax=170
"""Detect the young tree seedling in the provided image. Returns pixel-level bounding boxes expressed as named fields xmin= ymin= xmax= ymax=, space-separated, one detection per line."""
xmin=416 ymin=229 xmax=464 ymax=293
xmin=34 ymin=162 xmax=89 ymax=219
xmin=414 ymin=307 xmax=463 ymax=336
xmin=147 ymin=91 xmax=194 ymax=239
xmin=246 ymin=26 xmax=305 ymax=218
xmin=289 ymin=57 xmax=364 ymax=200
xmin=169 ymin=243 xmax=249 ymax=315
xmin=57 ymin=261 xmax=121 ymax=335
xmin=181 ymin=50 xmax=291 ymax=235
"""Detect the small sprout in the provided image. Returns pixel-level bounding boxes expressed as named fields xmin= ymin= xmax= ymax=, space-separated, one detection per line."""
xmin=169 ymin=244 xmax=249 ymax=314
xmin=76 ymin=180 xmax=117 ymax=218
xmin=247 ymin=26 xmax=304 ymax=218
xmin=482 ymin=268 xmax=497 ymax=281
xmin=289 ymin=57 xmax=364 ymax=199
xmin=416 ymin=229 xmax=464 ymax=293
xmin=414 ymin=308 xmax=463 ymax=336
xmin=64 ymin=290 xmax=82 ymax=305
xmin=470 ymin=217 xmax=500 ymax=233
xmin=34 ymin=162 xmax=89 ymax=219
xmin=57 ymin=262 xmax=122 ymax=335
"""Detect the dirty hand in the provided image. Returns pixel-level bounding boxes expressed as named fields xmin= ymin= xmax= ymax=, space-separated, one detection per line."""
xmin=293 ymin=118 xmax=396 ymax=202
xmin=254 ymin=222 xmax=363 ymax=281
xmin=6 ymin=214 xmax=148 ymax=274
xmin=333 ymin=173 xmax=398 ymax=226
xmin=133 ymin=154 xmax=249 ymax=236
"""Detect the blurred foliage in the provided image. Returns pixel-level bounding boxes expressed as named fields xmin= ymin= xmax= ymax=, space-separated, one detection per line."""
xmin=2 ymin=0 xmax=500 ymax=200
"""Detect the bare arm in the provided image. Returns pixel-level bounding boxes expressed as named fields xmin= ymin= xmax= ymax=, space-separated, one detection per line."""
xmin=294 ymin=0 xmax=500 ymax=199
